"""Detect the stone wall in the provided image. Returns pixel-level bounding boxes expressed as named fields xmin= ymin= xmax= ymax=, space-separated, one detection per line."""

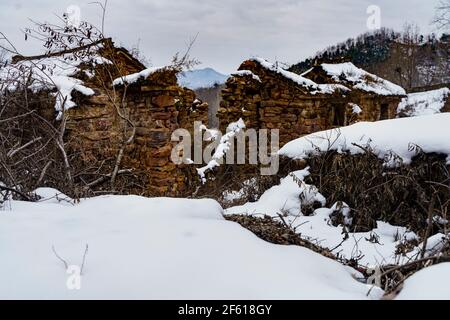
xmin=219 ymin=59 xmax=403 ymax=146
xmin=44 ymin=47 xmax=209 ymax=197
xmin=177 ymin=87 xmax=209 ymax=133
xmin=346 ymin=96 xmax=401 ymax=123
xmin=13 ymin=46 xmax=404 ymax=198
xmin=10 ymin=38 xmax=212 ymax=198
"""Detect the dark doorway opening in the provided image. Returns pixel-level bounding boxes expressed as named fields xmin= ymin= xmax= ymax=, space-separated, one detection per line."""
xmin=332 ymin=105 xmax=346 ymax=127
xmin=380 ymin=103 xmax=389 ymax=120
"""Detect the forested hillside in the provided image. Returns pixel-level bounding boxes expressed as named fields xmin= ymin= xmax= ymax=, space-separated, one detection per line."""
xmin=289 ymin=27 xmax=450 ymax=90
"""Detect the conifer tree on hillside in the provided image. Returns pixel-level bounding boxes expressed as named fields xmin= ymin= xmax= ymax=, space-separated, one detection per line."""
xmin=289 ymin=27 xmax=449 ymax=89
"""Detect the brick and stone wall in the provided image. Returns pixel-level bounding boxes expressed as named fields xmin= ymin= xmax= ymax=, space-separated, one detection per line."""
xmin=66 ymin=66 xmax=210 ymax=196
xmin=11 ymin=46 xmax=406 ymax=199
xmin=218 ymin=59 xmax=403 ymax=146
xmin=10 ymin=39 xmax=208 ymax=198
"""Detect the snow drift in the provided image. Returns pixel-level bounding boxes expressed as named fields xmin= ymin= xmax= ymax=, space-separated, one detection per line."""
xmin=279 ymin=113 xmax=450 ymax=165
xmin=397 ymin=87 xmax=450 ymax=117
xmin=0 ymin=193 xmax=374 ymax=299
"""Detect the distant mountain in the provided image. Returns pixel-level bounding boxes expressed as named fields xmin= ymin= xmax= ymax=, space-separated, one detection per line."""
xmin=178 ymin=68 xmax=229 ymax=90
xmin=289 ymin=28 xmax=450 ymax=90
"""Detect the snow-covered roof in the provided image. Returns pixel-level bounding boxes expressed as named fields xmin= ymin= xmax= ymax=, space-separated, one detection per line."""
xmin=251 ymin=57 xmax=317 ymax=87
xmin=279 ymin=113 xmax=450 ymax=166
xmin=244 ymin=57 xmax=350 ymax=95
xmin=0 ymin=50 xmax=110 ymax=119
xmin=397 ymin=87 xmax=450 ymax=117
xmin=314 ymin=83 xmax=351 ymax=95
xmin=231 ymin=70 xmax=261 ymax=83
xmin=306 ymin=62 xmax=406 ymax=96
xmin=112 ymin=66 xmax=169 ymax=86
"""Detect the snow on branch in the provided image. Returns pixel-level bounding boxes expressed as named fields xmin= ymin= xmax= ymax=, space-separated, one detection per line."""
xmin=197 ymin=119 xmax=246 ymax=183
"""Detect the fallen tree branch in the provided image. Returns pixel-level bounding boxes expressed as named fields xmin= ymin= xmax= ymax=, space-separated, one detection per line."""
xmin=0 ymin=110 xmax=36 ymax=124
xmin=51 ymin=245 xmax=69 ymax=270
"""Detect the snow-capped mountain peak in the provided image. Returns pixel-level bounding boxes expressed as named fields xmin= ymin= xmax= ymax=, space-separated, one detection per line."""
xmin=178 ymin=67 xmax=229 ymax=90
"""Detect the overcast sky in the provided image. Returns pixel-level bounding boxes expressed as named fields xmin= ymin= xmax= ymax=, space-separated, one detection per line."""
xmin=0 ymin=0 xmax=442 ymax=73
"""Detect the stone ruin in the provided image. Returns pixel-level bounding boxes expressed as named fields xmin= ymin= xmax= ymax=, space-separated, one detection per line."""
xmin=4 ymin=40 xmax=446 ymax=199
xmin=219 ymin=58 xmax=406 ymax=146
xmin=2 ymin=39 xmax=208 ymax=197
xmin=67 ymin=68 xmax=208 ymax=196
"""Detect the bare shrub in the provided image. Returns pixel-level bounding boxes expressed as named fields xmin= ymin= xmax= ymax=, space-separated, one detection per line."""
xmin=304 ymin=150 xmax=450 ymax=234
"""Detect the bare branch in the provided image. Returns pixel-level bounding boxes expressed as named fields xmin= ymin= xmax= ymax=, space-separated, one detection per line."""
xmin=51 ymin=245 xmax=69 ymax=270
xmin=80 ymin=244 xmax=89 ymax=275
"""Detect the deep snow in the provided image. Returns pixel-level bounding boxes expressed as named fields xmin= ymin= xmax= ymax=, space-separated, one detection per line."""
xmin=279 ymin=113 xmax=450 ymax=166
xmin=0 ymin=193 xmax=377 ymax=300
xmin=225 ymin=169 xmax=419 ymax=267
xmin=397 ymin=263 xmax=450 ymax=299
xmin=397 ymin=87 xmax=450 ymax=117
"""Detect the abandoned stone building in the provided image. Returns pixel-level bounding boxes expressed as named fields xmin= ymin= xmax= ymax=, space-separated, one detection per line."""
xmin=1 ymin=38 xmax=208 ymax=197
xmin=2 ymin=38 xmax=447 ymax=197
xmin=301 ymin=62 xmax=407 ymax=121
xmin=218 ymin=58 xmax=406 ymax=146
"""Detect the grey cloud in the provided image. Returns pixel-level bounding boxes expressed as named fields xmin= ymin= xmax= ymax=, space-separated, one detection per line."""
xmin=0 ymin=0 xmax=441 ymax=73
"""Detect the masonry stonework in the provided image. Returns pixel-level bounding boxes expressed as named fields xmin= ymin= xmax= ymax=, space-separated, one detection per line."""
xmin=219 ymin=59 xmax=405 ymax=146
xmin=13 ymin=40 xmax=209 ymax=197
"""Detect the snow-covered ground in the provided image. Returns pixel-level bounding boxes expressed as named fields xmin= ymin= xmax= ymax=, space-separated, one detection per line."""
xmin=397 ymin=87 xmax=450 ymax=117
xmin=225 ymin=169 xmax=420 ymax=267
xmin=1 ymin=112 xmax=449 ymax=300
xmin=279 ymin=113 xmax=450 ymax=166
xmin=225 ymin=113 xmax=450 ymax=298
xmin=397 ymin=263 xmax=450 ymax=299
xmin=0 ymin=192 xmax=378 ymax=300
xmin=257 ymin=114 xmax=450 ymax=268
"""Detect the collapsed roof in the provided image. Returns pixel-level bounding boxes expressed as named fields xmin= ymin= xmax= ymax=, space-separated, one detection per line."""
xmin=301 ymin=62 xmax=406 ymax=96
xmin=233 ymin=57 xmax=351 ymax=95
